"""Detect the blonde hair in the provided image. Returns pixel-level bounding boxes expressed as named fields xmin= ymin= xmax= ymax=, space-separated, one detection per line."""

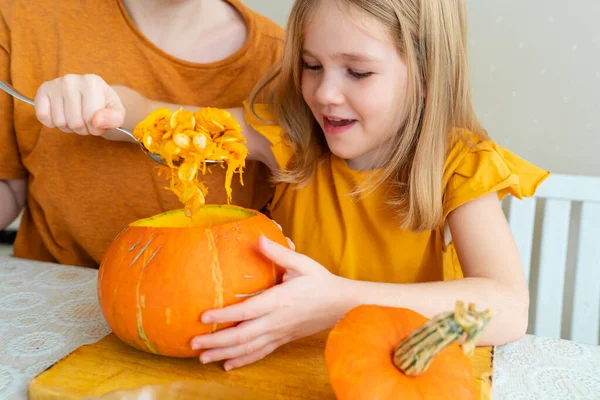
xmin=248 ymin=0 xmax=485 ymax=232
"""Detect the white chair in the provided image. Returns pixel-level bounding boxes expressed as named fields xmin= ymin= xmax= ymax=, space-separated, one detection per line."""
xmin=504 ymin=173 xmax=600 ymax=345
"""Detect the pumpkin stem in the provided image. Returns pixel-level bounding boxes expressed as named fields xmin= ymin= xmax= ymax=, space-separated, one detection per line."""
xmin=392 ymin=301 xmax=491 ymax=376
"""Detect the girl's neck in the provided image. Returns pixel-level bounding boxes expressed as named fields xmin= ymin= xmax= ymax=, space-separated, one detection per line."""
xmin=344 ymin=146 xmax=386 ymax=171
xmin=121 ymin=0 xmax=248 ymax=63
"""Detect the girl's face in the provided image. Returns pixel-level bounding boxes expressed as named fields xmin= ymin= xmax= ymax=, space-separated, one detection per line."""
xmin=301 ymin=2 xmax=409 ymax=170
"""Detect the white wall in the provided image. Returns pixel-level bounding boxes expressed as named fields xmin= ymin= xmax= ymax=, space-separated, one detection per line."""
xmin=467 ymin=0 xmax=600 ymax=177
xmin=244 ymin=0 xmax=290 ymax=28
xmin=243 ymin=0 xmax=600 ymax=177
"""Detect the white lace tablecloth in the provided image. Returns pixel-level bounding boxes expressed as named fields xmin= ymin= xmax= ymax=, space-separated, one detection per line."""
xmin=0 ymin=256 xmax=111 ymax=399
xmin=0 ymin=256 xmax=599 ymax=400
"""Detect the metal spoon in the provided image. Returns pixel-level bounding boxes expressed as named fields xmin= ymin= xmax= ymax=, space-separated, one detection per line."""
xmin=0 ymin=80 xmax=222 ymax=167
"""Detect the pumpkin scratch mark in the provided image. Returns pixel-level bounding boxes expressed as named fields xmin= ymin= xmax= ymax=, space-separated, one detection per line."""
xmin=243 ymin=275 xmax=255 ymax=279
xmin=143 ymin=244 xmax=163 ymax=270
xmin=128 ymin=237 xmax=142 ymax=252
xmin=130 ymin=235 xmax=156 ymax=267
xmin=136 ymin=258 xmax=158 ymax=354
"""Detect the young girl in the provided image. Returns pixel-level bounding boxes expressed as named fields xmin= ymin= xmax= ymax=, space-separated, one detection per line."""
xmin=35 ymin=0 xmax=548 ymax=371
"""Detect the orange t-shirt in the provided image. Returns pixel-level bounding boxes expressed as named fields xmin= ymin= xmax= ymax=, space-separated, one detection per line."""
xmin=0 ymin=0 xmax=284 ymax=267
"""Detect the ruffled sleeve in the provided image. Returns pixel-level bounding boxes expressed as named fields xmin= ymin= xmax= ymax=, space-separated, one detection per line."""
xmin=442 ymin=132 xmax=550 ymax=218
xmin=243 ymin=101 xmax=294 ymax=170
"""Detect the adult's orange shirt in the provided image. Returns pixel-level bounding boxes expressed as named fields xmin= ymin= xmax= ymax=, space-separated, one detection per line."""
xmin=0 ymin=0 xmax=284 ymax=267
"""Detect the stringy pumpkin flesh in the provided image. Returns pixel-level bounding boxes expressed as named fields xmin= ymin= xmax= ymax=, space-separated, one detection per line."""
xmin=133 ymin=107 xmax=248 ymax=218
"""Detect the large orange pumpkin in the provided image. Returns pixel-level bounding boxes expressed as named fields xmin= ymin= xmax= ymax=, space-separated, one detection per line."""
xmin=97 ymin=205 xmax=287 ymax=358
xmin=325 ymin=302 xmax=491 ymax=400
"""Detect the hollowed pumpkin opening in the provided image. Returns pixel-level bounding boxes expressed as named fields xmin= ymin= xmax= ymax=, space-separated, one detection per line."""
xmin=130 ymin=206 xmax=257 ymax=229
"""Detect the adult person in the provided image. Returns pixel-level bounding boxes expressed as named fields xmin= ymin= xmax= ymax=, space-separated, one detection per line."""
xmin=0 ymin=0 xmax=284 ymax=267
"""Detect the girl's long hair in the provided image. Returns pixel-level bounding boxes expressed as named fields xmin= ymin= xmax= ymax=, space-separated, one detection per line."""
xmin=248 ymin=0 xmax=486 ymax=231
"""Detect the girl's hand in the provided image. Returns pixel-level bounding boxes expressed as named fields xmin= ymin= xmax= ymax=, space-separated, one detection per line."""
xmin=190 ymin=235 xmax=347 ymax=371
xmin=35 ymin=74 xmax=125 ymax=136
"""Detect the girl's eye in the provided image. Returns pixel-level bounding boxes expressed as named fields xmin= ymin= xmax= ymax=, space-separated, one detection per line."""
xmin=302 ymin=61 xmax=322 ymax=71
xmin=348 ymin=69 xmax=373 ymax=80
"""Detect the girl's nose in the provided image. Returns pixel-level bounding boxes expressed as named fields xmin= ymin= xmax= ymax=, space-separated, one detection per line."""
xmin=314 ymin=75 xmax=345 ymax=106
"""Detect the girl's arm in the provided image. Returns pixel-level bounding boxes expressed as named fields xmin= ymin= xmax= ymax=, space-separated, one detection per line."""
xmin=336 ymin=192 xmax=529 ymax=345
xmin=191 ymin=192 xmax=526 ymax=370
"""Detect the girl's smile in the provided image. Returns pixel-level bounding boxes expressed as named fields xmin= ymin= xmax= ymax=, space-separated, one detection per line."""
xmin=322 ymin=115 xmax=358 ymax=135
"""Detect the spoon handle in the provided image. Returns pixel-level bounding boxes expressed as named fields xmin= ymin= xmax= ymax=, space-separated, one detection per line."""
xmin=0 ymin=81 xmax=35 ymax=106
xmin=115 ymin=127 xmax=137 ymax=140
xmin=0 ymin=80 xmax=137 ymax=137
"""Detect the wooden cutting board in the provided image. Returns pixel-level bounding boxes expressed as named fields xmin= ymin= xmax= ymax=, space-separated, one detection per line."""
xmin=28 ymin=332 xmax=493 ymax=399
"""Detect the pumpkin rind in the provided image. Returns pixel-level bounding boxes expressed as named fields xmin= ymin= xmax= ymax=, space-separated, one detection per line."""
xmin=98 ymin=205 xmax=287 ymax=358
xmin=325 ymin=305 xmax=477 ymax=400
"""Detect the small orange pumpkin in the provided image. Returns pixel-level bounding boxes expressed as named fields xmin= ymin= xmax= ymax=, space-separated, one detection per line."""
xmin=98 ymin=205 xmax=287 ymax=358
xmin=325 ymin=302 xmax=491 ymax=400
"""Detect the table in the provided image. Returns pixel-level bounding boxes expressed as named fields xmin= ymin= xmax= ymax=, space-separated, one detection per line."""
xmin=1 ymin=256 xmax=599 ymax=399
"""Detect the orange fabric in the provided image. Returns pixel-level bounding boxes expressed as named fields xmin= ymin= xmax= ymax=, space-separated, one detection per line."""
xmin=0 ymin=0 xmax=284 ymax=267
xmin=245 ymin=105 xmax=550 ymax=283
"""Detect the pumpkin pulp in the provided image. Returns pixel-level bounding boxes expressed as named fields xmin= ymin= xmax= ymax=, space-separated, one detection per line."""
xmin=132 ymin=107 xmax=248 ymax=217
xmin=130 ymin=205 xmax=256 ymax=229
